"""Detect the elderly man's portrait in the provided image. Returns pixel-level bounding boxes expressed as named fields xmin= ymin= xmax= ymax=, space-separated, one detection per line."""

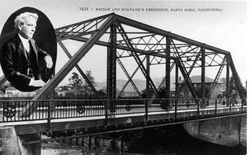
xmin=0 ymin=7 xmax=57 ymax=91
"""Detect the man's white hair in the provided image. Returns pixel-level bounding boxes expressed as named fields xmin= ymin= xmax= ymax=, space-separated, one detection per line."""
xmin=14 ymin=12 xmax=38 ymax=28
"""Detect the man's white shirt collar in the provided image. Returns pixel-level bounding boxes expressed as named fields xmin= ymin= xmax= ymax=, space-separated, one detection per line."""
xmin=18 ymin=34 xmax=30 ymax=52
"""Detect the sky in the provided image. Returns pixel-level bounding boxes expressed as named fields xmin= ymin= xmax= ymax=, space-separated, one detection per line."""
xmin=0 ymin=0 xmax=248 ymax=86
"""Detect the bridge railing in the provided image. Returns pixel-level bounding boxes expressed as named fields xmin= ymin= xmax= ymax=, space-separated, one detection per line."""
xmin=0 ymin=97 xmax=246 ymax=123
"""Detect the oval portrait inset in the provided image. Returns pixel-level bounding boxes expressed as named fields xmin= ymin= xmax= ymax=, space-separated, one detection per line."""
xmin=0 ymin=7 xmax=57 ymax=92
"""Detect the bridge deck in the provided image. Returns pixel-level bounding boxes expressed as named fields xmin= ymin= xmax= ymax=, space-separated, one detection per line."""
xmin=0 ymin=98 xmax=246 ymax=135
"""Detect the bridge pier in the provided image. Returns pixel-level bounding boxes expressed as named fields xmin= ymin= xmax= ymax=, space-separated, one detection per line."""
xmin=18 ymin=133 xmax=41 ymax=155
xmin=0 ymin=126 xmax=41 ymax=155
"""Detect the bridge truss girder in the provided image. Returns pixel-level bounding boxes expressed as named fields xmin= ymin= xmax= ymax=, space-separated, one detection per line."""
xmin=17 ymin=13 xmax=245 ymax=116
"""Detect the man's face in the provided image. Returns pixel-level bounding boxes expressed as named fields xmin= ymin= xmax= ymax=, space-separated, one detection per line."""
xmin=19 ymin=17 xmax=37 ymax=39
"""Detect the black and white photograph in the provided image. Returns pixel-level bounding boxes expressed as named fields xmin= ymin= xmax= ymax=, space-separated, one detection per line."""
xmin=0 ymin=0 xmax=247 ymax=155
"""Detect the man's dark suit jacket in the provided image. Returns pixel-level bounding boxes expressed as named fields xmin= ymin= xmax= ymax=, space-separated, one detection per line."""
xmin=0 ymin=34 xmax=48 ymax=91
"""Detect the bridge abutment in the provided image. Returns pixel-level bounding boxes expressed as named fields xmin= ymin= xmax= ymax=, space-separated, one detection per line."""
xmin=0 ymin=126 xmax=20 ymax=154
xmin=0 ymin=126 xmax=41 ymax=155
xmin=183 ymin=115 xmax=246 ymax=147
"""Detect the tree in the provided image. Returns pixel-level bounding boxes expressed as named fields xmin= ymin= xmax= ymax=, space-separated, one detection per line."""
xmin=69 ymin=72 xmax=83 ymax=89
xmin=220 ymin=77 xmax=243 ymax=98
xmin=69 ymin=71 xmax=99 ymax=97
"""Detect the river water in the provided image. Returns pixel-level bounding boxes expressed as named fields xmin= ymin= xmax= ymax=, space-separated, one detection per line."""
xmin=41 ymin=125 xmax=246 ymax=155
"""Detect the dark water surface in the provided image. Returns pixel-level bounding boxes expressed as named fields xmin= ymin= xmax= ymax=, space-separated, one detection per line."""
xmin=42 ymin=125 xmax=246 ymax=155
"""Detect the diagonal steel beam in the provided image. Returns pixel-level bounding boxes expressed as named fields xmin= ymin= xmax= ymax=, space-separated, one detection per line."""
xmin=116 ymin=22 xmax=160 ymax=98
xmin=228 ymin=54 xmax=246 ymax=98
xmin=115 ymin=14 xmax=229 ymax=55
xmin=0 ymin=76 xmax=7 ymax=86
xmin=58 ymin=41 xmax=99 ymax=97
xmin=21 ymin=14 xmax=115 ymax=117
xmin=117 ymin=56 xmax=147 ymax=98
xmin=207 ymin=56 xmax=226 ymax=97
xmin=172 ymin=41 xmax=198 ymax=99
xmin=116 ymin=57 xmax=141 ymax=97
xmin=35 ymin=14 xmax=114 ymax=99
xmin=147 ymin=62 xmax=175 ymax=105
xmin=148 ymin=38 xmax=172 ymax=105
xmin=180 ymin=46 xmax=199 ymax=57
xmin=117 ymin=34 xmax=162 ymax=98
xmin=176 ymin=50 xmax=201 ymax=95
xmin=157 ymin=63 xmax=175 ymax=90
xmin=175 ymin=58 xmax=198 ymax=99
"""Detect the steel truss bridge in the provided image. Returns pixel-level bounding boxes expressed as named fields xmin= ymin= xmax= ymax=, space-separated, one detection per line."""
xmin=0 ymin=13 xmax=247 ymax=143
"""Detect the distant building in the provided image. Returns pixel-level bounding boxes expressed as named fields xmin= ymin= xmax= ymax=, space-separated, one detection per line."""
xmin=176 ymin=75 xmax=221 ymax=98
xmin=4 ymin=87 xmax=36 ymax=97
xmin=120 ymin=91 xmax=139 ymax=97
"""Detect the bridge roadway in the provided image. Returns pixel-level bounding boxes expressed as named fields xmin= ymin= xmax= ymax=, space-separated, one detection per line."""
xmin=0 ymin=98 xmax=246 ymax=136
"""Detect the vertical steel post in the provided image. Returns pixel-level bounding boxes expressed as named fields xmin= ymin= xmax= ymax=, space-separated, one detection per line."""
xmin=226 ymin=54 xmax=230 ymax=111
xmin=241 ymin=98 xmax=244 ymax=112
xmin=105 ymin=101 xmax=108 ymax=125
xmin=47 ymin=100 xmax=52 ymax=135
xmin=197 ymin=99 xmax=200 ymax=117
xmin=107 ymin=24 xmax=117 ymax=113
xmin=76 ymin=137 xmax=79 ymax=145
xmin=88 ymin=137 xmax=92 ymax=149
xmin=2 ymin=101 xmax=5 ymax=122
xmin=145 ymin=100 xmax=148 ymax=122
xmin=175 ymin=60 xmax=178 ymax=119
xmin=146 ymin=55 xmax=150 ymax=122
xmin=165 ymin=38 xmax=171 ymax=108
xmin=81 ymin=137 xmax=85 ymax=147
xmin=201 ymin=48 xmax=205 ymax=108
xmin=146 ymin=55 xmax=150 ymax=99
xmin=215 ymin=99 xmax=217 ymax=115
xmin=229 ymin=97 xmax=232 ymax=112
xmin=145 ymin=55 xmax=149 ymax=121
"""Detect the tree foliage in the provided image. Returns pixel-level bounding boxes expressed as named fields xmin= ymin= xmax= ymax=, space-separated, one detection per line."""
xmin=220 ymin=77 xmax=246 ymax=98
xmin=66 ymin=71 xmax=97 ymax=98
xmin=69 ymin=71 xmax=96 ymax=89
xmin=69 ymin=72 xmax=83 ymax=89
